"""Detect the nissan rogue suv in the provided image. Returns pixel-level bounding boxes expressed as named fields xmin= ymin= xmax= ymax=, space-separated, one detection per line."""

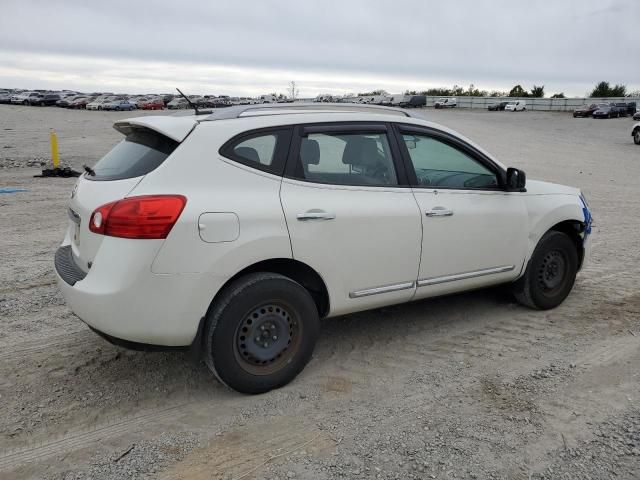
xmin=55 ymin=104 xmax=593 ymax=394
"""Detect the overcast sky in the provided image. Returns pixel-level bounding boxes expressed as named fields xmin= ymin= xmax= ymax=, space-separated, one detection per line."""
xmin=0 ymin=0 xmax=637 ymax=97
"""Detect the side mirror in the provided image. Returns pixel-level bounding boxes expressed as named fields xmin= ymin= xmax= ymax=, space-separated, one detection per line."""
xmin=506 ymin=167 xmax=526 ymax=191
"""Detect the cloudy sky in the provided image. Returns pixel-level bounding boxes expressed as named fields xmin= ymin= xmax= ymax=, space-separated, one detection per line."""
xmin=0 ymin=0 xmax=637 ymax=98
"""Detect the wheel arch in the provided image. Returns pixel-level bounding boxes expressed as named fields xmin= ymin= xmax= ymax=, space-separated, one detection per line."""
xmin=208 ymin=258 xmax=330 ymax=319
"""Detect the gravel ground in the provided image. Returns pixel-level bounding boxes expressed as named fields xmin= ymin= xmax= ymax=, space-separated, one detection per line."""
xmin=0 ymin=104 xmax=639 ymax=479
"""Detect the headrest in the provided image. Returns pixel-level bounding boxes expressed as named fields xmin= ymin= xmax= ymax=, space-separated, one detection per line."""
xmin=300 ymin=138 xmax=320 ymax=166
xmin=342 ymin=136 xmax=380 ymax=167
xmin=234 ymin=146 xmax=260 ymax=163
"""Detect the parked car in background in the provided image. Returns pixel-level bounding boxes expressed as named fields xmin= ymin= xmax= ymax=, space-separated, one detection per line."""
xmin=10 ymin=91 xmax=28 ymax=104
xmin=633 ymin=110 xmax=640 ymax=121
xmin=71 ymin=96 xmax=94 ymax=109
xmin=55 ymin=103 xmax=592 ymax=394
xmin=87 ymin=98 xmax=115 ymax=110
xmin=626 ymin=102 xmax=637 ymax=115
xmin=12 ymin=91 xmax=43 ymax=105
xmin=505 ymin=100 xmax=526 ymax=111
xmin=140 ymin=97 xmax=165 ymax=110
xmin=167 ymin=97 xmax=188 ymax=109
xmin=104 ymin=99 xmax=136 ymax=111
xmin=573 ymin=104 xmax=598 ymax=118
xmin=57 ymin=96 xmax=80 ymax=108
xmin=210 ymin=97 xmax=232 ymax=108
xmin=0 ymin=90 xmax=12 ymax=103
xmin=31 ymin=93 xmax=61 ymax=106
xmin=434 ymin=97 xmax=457 ymax=109
xmin=632 ymin=123 xmax=640 ymax=145
xmin=613 ymin=103 xmax=628 ymax=117
xmin=488 ymin=101 xmax=509 ymax=111
xmin=592 ymin=103 xmax=618 ymax=118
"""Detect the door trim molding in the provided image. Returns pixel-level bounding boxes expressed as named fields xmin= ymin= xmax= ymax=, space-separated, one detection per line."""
xmin=417 ymin=265 xmax=515 ymax=287
xmin=349 ymin=281 xmax=415 ymax=299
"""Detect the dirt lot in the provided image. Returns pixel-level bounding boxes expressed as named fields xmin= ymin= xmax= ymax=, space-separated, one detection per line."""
xmin=1 ymin=104 xmax=639 ymax=480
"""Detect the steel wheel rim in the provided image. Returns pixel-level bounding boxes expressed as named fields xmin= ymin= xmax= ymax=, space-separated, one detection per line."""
xmin=233 ymin=302 xmax=301 ymax=375
xmin=537 ymin=249 xmax=567 ymax=293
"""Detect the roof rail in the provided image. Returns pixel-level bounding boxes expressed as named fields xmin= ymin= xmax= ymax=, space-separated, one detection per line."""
xmin=200 ymin=102 xmax=414 ymax=121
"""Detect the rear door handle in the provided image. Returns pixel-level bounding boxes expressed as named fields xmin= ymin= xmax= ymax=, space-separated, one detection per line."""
xmin=296 ymin=211 xmax=336 ymax=221
xmin=425 ymin=206 xmax=453 ymax=217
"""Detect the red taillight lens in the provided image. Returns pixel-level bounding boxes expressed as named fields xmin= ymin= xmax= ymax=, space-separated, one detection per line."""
xmin=89 ymin=195 xmax=186 ymax=239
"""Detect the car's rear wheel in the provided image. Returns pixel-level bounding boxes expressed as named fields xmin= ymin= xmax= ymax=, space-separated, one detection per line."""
xmin=203 ymin=272 xmax=320 ymax=394
xmin=513 ymin=231 xmax=578 ymax=310
xmin=634 ymin=129 xmax=640 ymax=145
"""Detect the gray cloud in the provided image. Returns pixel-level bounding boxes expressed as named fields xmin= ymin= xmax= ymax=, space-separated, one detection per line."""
xmin=0 ymin=0 xmax=637 ymax=96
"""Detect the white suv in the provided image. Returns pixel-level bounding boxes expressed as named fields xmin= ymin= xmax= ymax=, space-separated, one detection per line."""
xmin=55 ymin=104 xmax=593 ymax=393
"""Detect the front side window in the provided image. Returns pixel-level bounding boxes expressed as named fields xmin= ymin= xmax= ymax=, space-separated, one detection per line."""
xmin=293 ymin=132 xmax=398 ymax=186
xmin=402 ymin=134 xmax=498 ymax=189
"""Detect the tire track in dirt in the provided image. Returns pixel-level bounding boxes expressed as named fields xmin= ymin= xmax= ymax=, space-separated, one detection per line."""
xmin=0 ymin=403 xmax=192 ymax=471
xmin=0 ymin=330 xmax=93 ymax=362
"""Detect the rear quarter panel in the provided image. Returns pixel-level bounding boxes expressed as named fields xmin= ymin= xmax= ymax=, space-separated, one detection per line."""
xmin=130 ymin=122 xmax=293 ymax=279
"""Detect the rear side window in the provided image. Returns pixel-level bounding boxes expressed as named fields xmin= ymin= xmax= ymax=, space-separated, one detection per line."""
xmin=87 ymin=128 xmax=178 ymax=181
xmin=292 ymin=132 xmax=398 ymax=186
xmin=220 ymin=128 xmax=292 ymax=175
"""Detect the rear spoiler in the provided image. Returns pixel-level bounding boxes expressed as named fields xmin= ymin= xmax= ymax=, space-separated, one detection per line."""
xmin=114 ymin=116 xmax=198 ymax=142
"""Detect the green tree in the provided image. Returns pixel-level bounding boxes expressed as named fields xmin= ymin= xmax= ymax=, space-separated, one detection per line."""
xmin=590 ymin=81 xmax=627 ymax=97
xmin=590 ymin=81 xmax=611 ymax=97
xmin=610 ymin=84 xmax=626 ymax=97
xmin=550 ymin=92 xmax=565 ymax=98
xmin=530 ymin=85 xmax=545 ymax=97
xmin=357 ymin=89 xmax=388 ymax=96
xmin=509 ymin=85 xmax=527 ymax=97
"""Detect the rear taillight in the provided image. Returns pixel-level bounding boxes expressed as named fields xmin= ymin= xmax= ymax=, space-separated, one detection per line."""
xmin=89 ymin=195 xmax=186 ymax=239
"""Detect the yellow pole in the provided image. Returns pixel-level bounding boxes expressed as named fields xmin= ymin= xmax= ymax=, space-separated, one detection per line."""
xmin=50 ymin=129 xmax=60 ymax=169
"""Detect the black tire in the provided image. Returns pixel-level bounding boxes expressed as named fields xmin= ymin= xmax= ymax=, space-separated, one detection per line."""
xmin=633 ymin=129 xmax=640 ymax=145
xmin=22 ymin=100 xmax=29 ymax=105
xmin=203 ymin=272 xmax=320 ymax=394
xmin=512 ymin=231 xmax=578 ymax=310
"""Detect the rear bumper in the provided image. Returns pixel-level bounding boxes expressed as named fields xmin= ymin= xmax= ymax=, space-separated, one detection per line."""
xmin=54 ymin=241 xmax=225 ymax=346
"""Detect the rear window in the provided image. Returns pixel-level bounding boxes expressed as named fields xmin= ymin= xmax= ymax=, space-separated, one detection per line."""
xmin=87 ymin=129 xmax=178 ymax=181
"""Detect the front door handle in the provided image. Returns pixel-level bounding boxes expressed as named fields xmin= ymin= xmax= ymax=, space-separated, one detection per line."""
xmin=297 ymin=211 xmax=336 ymax=221
xmin=425 ymin=206 xmax=453 ymax=217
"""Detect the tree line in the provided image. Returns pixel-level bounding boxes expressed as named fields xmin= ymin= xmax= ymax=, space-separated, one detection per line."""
xmin=399 ymin=81 xmax=637 ymax=98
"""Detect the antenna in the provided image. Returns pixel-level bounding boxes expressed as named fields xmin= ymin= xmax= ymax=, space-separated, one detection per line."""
xmin=176 ymin=88 xmax=199 ymax=115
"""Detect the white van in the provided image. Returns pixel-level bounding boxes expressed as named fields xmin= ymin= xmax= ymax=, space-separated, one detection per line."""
xmin=505 ymin=100 xmax=527 ymax=111
xmin=259 ymin=94 xmax=278 ymax=104
xmin=434 ymin=97 xmax=457 ymax=109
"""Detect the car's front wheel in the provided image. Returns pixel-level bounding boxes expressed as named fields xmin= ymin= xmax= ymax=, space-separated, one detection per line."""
xmin=634 ymin=129 xmax=640 ymax=145
xmin=203 ymin=272 xmax=320 ymax=394
xmin=513 ymin=231 xmax=578 ymax=310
